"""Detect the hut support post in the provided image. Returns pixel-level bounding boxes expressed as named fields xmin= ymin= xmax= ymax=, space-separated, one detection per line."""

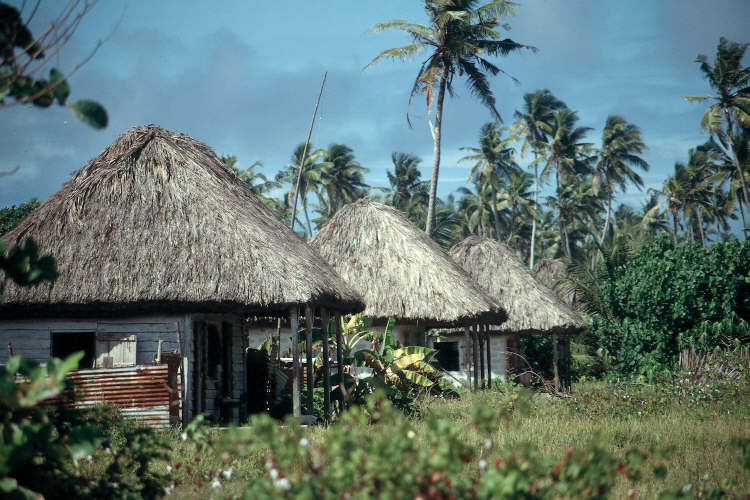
xmin=472 ymin=325 xmax=479 ymax=392
xmin=321 ymin=308 xmax=331 ymax=424
xmin=335 ymin=314 xmax=346 ymax=410
xmin=290 ymin=306 xmax=301 ymax=418
xmin=305 ymin=304 xmax=315 ymax=416
xmin=561 ymin=335 xmax=571 ymax=392
xmin=484 ymin=325 xmax=492 ymax=389
xmin=464 ymin=327 xmax=472 ymax=394
xmin=477 ymin=325 xmax=486 ymax=390
xmin=553 ymin=333 xmax=560 ymax=393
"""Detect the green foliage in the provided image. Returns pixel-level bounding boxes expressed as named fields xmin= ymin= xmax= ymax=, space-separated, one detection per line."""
xmin=202 ymin=389 xmax=666 ymax=499
xmin=0 ymin=238 xmax=57 ymax=288
xmin=591 ymin=235 xmax=750 ymax=377
xmin=0 ymin=354 xmax=171 ymax=499
xmin=0 ymin=3 xmax=107 ymax=128
xmin=0 ymin=199 xmax=40 ymax=236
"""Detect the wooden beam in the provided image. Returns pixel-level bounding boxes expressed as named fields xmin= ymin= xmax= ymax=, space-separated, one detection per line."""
xmin=464 ymin=326 xmax=472 ymax=394
xmin=321 ymin=308 xmax=331 ymax=424
xmin=305 ymin=304 xmax=315 ymax=416
xmin=335 ymin=313 xmax=346 ymax=410
xmin=477 ymin=325 xmax=486 ymax=390
xmin=290 ymin=306 xmax=301 ymax=418
xmin=472 ymin=324 xmax=479 ymax=392
xmin=553 ymin=333 xmax=560 ymax=393
xmin=487 ymin=327 xmax=493 ymax=384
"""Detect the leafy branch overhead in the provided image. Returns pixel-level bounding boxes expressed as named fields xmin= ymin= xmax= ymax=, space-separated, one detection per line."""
xmin=0 ymin=2 xmax=108 ymax=128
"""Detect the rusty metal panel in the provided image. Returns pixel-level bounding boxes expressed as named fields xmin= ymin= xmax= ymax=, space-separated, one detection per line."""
xmin=63 ymin=364 xmax=176 ymax=427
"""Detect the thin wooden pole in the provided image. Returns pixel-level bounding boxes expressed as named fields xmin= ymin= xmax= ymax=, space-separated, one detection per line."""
xmin=290 ymin=72 xmax=327 ymax=235
xmin=321 ymin=308 xmax=331 ymax=424
xmin=479 ymin=326 xmax=486 ymax=390
xmin=305 ymin=304 xmax=315 ymax=415
xmin=335 ymin=313 xmax=346 ymax=410
xmin=464 ymin=326 xmax=472 ymax=394
xmin=553 ymin=333 xmax=560 ymax=392
xmin=485 ymin=325 xmax=492 ymax=389
xmin=472 ymin=325 xmax=479 ymax=391
xmin=290 ymin=306 xmax=301 ymax=417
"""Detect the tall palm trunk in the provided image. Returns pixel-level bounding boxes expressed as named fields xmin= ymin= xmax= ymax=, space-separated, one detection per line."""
xmin=723 ymin=112 xmax=749 ymax=240
xmin=426 ymin=66 xmax=449 ymax=237
xmin=302 ymin=196 xmax=313 ymax=239
xmin=693 ymin=206 xmax=706 ymax=246
xmin=529 ymin=157 xmax=538 ymax=269
xmin=739 ymin=194 xmax=747 ymax=237
xmin=671 ymin=208 xmax=680 ymax=245
xmin=491 ymin=184 xmax=501 ymax=241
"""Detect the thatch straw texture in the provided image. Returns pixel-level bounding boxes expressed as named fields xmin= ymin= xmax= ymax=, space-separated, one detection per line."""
xmin=309 ymin=199 xmax=506 ymax=328
xmin=532 ymin=258 xmax=577 ymax=309
xmin=1 ymin=125 xmax=364 ymax=317
xmin=449 ymin=237 xmax=585 ymax=335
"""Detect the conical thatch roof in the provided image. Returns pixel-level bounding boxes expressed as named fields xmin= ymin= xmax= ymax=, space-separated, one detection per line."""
xmin=449 ymin=237 xmax=585 ymax=335
xmin=532 ymin=258 xmax=576 ymax=309
xmin=0 ymin=125 xmax=364 ymax=318
xmin=309 ymin=199 xmax=506 ymax=328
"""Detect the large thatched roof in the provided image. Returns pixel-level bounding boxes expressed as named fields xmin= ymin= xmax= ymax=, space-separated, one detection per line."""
xmin=532 ymin=258 xmax=577 ymax=309
xmin=309 ymin=199 xmax=506 ymax=328
xmin=0 ymin=125 xmax=364 ymax=317
xmin=449 ymin=237 xmax=585 ymax=335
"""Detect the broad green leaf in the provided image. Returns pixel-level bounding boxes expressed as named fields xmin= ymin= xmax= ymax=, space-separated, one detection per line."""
xmin=392 ymin=353 xmax=425 ymax=370
xmin=69 ymin=99 xmax=108 ymax=129
xmin=400 ymin=369 xmax=433 ymax=387
xmin=49 ymin=68 xmax=70 ymax=105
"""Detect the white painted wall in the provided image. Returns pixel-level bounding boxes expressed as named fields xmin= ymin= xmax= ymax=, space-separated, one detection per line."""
xmin=438 ymin=334 xmax=508 ymax=387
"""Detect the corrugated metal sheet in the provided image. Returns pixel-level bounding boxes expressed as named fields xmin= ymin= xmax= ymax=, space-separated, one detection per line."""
xmin=63 ymin=364 xmax=177 ymax=427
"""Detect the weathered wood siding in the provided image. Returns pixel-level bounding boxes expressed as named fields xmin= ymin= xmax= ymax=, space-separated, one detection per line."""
xmin=0 ymin=316 xmax=184 ymax=365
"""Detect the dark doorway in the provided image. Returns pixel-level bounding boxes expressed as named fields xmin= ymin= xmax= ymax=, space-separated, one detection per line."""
xmin=51 ymin=332 xmax=95 ymax=369
xmin=435 ymin=341 xmax=460 ymax=371
xmin=246 ymin=348 xmax=269 ymax=415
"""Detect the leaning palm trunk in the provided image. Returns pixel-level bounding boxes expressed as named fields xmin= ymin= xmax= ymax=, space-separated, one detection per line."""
xmin=694 ymin=206 xmax=706 ymax=246
xmin=671 ymin=209 xmax=680 ymax=245
xmin=529 ymin=159 xmax=538 ymax=269
xmin=426 ymin=66 xmax=449 ymax=237
xmin=723 ymin=113 xmax=749 ymax=240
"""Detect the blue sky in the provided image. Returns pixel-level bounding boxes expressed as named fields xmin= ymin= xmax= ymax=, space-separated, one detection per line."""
xmin=2 ymin=0 xmax=749 ymax=212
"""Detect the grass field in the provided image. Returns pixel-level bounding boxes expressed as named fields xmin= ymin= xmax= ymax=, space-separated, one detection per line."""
xmin=152 ymin=378 xmax=749 ymax=499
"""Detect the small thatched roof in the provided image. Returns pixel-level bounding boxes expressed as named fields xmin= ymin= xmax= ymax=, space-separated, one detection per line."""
xmin=309 ymin=199 xmax=506 ymax=328
xmin=532 ymin=258 xmax=577 ymax=309
xmin=1 ymin=125 xmax=364 ymax=318
xmin=449 ymin=237 xmax=585 ymax=335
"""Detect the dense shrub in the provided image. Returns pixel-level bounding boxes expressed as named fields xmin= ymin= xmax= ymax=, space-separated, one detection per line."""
xmin=592 ymin=235 xmax=750 ymax=378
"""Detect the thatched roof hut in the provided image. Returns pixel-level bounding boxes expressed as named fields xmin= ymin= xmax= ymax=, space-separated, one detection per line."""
xmin=449 ymin=237 xmax=584 ymax=335
xmin=0 ymin=125 xmax=364 ymax=318
xmin=532 ymin=258 xmax=576 ymax=309
xmin=309 ymin=199 xmax=506 ymax=327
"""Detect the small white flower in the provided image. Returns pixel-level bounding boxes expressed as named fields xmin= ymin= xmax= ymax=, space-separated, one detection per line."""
xmin=703 ymin=473 xmax=710 ymax=481
xmin=166 ymin=465 xmax=172 ymax=474
xmin=164 ymin=484 xmax=175 ymax=495
xmin=180 ymin=432 xmax=188 ymax=441
xmin=222 ymin=467 xmax=233 ymax=479
xmin=484 ymin=439 xmax=493 ymax=449
xmin=269 ymin=468 xmax=279 ymax=480
xmin=406 ymin=430 xmax=416 ymax=439
xmin=478 ymin=459 xmax=487 ymax=471
xmin=274 ymin=478 xmax=292 ymax=491
xmin=211 ymin=478 xmax=222 ymax=489
xmin=86 ymin=455 xmax=93 ymax=463
xmin=682 ymin=484 xmax=693 ymax=493
xmin=299 ymin=437 xmax=309 ymax=447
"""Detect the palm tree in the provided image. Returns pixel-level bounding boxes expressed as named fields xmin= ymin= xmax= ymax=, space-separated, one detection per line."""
xmin=497 ymin=169 xmax=535 ymax=246
xmin=595 ymin=116 xmax=649 ymax=245
xmin=512 ymin=89 xmax=566 ymax=268
xmin=385 ymin=152 xmax=429 ymax=214
xmin=683 ymin=37 xmax=750 ymax=239
xmin=540 ymin=108 xmax=593 ymax=253
xmin=276 ymin=143 xmax=329 ymax=238
xmin=365 ymin=0 xmax=533 ymax=237
xmin=319 ymin=144 xmax=368 ymax=218
xmin=548 ymin=176 xmax=602 ymax=259
xmin=459 ymin=122 xmax=518 ymax=238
